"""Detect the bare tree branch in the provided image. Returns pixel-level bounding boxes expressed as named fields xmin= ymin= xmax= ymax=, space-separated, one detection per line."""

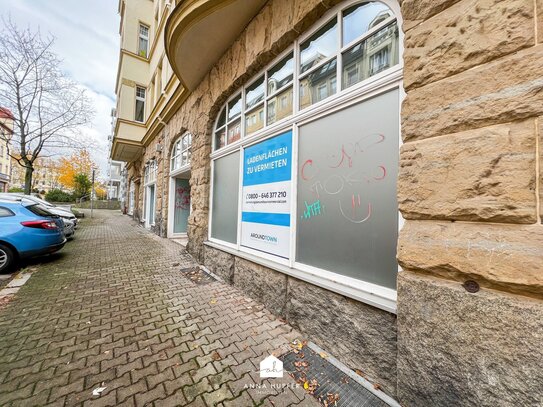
xmin=0 ymin=16 xmax=95 ymax=193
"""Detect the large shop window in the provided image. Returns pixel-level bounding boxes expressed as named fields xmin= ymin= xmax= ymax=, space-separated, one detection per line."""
xmin=296 ymin=89 xmax=398 ymax=289
xmin=211 ymin=152 xmax=240 ymax=244
xmin=209 ymin=0 xmax=402 ymax=311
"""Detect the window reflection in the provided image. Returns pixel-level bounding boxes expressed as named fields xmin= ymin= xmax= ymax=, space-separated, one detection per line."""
xmin=216 ymin=106 xmax=226 ymax=128
xmin=267 ymin=86 xmax=293 ymax=125
xmin=228 ymin=94 xmax=242 ymax=120
xmin=215 ymin=128 xmax=226 ymax=149
xmin=227 ymin=119 xmax=241 ymax=144
xmin=300 ymin=19 xmax=337 ymax=73
xmin=342 ymin=2 xmax=393 ymax=46
xmin=300 ymin=59 xmax=337 ymax=109
xmin=342 ymin=22 xmax=398 ymax=89
xmin=246 ymin=76 xmax=265 ymax=109
xmin=267 ymin=53 xmax=294 ymax=94
xmin=245 ymin=106 xmax=265 ymax=135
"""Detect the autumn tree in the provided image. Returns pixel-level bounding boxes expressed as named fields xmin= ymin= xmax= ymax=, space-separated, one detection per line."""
xmin=95 ymin=183 xmax=107 ymax=200
xmin=57 ymin=149 xmax=96 ymax=190
xmin=0 ymin=18 xmax=94 ymax=194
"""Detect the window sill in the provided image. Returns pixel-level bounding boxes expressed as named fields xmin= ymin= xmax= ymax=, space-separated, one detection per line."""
xmin=204 ymin=240 xmax=397 ymax=314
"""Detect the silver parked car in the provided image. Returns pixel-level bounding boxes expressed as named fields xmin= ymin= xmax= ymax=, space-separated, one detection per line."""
xmin=62 ymin=218 xmax=75 ymax=239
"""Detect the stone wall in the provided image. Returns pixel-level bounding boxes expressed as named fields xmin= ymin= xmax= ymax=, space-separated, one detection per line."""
xmin=398 ymin=0 xmax=543 ymax=405
xmin=203 ymin=245 xmax=398 ymax=396
xmin=127 ymin=0 xmax=543 ymax=405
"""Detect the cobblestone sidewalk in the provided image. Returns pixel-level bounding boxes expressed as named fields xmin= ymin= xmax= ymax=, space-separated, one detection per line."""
xmin=0 ymin=210 xmax=318 ymax=407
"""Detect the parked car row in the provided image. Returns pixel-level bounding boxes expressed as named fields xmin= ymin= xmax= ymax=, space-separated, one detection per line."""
xmin=0 ymin=193 xmax=81 ymax=273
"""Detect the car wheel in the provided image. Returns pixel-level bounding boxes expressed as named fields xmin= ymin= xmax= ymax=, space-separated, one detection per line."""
xmin=0 ymin=244 xmax=15 ymax=273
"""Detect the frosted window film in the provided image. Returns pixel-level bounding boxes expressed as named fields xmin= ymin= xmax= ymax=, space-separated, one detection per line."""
xmin=211 ymin=152 xmax=240 ymax=244
xmin=296 ymin=89 xmax=399 ymax=289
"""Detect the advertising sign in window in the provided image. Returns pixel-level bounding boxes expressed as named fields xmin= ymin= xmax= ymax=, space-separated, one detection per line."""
xmin=241 ymin=131 xmax=292 ymax=258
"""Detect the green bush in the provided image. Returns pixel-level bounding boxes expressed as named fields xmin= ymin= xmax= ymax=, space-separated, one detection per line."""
xmin=45 ymin=189 xmax=74 ymax=203
xmin=8 ymin=187 xmax=24 ymax=193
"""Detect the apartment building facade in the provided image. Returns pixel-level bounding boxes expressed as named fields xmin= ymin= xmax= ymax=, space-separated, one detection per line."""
xmin=0 ymin=108 xmax=13 ymax=192
xmin=10 ymin=156 xmax=61 ymax=193
xmin=111 ymin=0 xmax=543 ymax=405
xmin=112 ymin=0 xmax=192 ymax=236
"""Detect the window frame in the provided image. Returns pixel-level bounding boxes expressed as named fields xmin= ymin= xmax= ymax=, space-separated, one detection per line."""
xmin=143 ymin=160 xmax=157 ymax=225
xmin=135 ymin=86 xmax=146 ymax=123
xmin=212 ymin=0 xmax=399 ymax=155
xmin=170 ymin=133 xmax=192 ymax=175
xmin=208 ymin=0 xmax=403 ymax=313
xmin=138 ymin=23 xmax=150 ymax=58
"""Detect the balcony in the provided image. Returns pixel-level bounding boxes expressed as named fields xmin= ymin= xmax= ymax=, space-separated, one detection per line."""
xmin=110 ymin=119 xmax=146 ymax=162
xmin=165 ymin=0 xmax=267 ymax=91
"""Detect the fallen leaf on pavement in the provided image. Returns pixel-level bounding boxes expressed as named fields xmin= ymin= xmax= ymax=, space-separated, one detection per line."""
xmin=211 ymin=351 xmax=222 ymax=361
xmin=92 ymin=385 xmax=107 ymax=396
xmin=319 ymin=352 xmax=328 ymax=358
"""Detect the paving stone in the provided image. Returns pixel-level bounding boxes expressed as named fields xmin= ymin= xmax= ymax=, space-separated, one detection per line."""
xmin=0 ymin=211 xmax=314 ymax=407
xmin=203 ymin=382 xmax=234 ymax=406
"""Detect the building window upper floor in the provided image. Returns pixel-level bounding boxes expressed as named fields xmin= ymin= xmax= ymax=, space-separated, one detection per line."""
xmin=138 ymin=23 xmax=149 ymax=58
xmin=135 ymin=86 xmax=146 ymax=122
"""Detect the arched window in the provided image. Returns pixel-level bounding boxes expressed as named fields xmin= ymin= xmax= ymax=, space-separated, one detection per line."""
xmin=209 ymin=0 xmax=402 ymax=312
xmin=213 ymin=0 xmax=399 ymax=151
xmin=143 ymin=159 xmax=157 ymax=185
xmin=171 ymin=132 xmax=192 ymax=172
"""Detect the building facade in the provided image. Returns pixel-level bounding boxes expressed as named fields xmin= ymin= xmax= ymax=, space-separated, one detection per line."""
xmin=0 ymin=108 xmax=14 ymax=192
xmin=111 ymin=1 xmax=543 ymax=405
xmin=10 ymin=156 xmax=61 ymax=194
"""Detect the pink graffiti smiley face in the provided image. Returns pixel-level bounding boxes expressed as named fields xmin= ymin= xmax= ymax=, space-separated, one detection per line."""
xmin=300 ymin=133 xmax=387 ymax=224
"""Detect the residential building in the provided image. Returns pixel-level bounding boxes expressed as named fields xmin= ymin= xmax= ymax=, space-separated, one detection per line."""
xmin=111 ymin=0 xmax=189 ymax=236
xmin=106 ymin=160 xmax=124 ymax=200
xmin=111 ymin=1 xmax=543 ymax=405
xmin=10 ymin=156 xmax=61 ymax=194
xmin=0 ymin=108 xmax=13 ymax=192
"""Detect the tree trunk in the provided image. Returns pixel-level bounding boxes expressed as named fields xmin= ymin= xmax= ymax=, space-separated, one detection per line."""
xmin=24 ymin=166 xmax=33 ymax=195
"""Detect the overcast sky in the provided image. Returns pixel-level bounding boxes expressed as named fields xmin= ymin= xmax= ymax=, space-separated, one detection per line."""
xmin=0 ymin=0 xmax=119 ymax=180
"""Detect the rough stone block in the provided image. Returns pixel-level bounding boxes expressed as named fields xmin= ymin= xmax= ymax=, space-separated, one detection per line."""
xmin=292 ymin=0 xmax=329 ymax=34
xmin=404 ymin=0 xmax=534 ymax=90
xmin=540 ymin=117 xmax=543 ymax=223
xmin=398 ymin=221 xmax=543 ymax=296
xmin=401 ymin=0 xmax=461 ymax=31
xmin=286 ymin=277 xmax=397 ymax=397
xmin=397 ymin=271 xmax=543 ymax=407
xmin=398 ymin=120 xmax=537 ymax=223
xmin=402 ymin=44 xmax=543 ymax=141
xmin=232 ymin=258 xmax=287 ymax=316
xmin=245 ymin=2 xmax=272 ymax=68
xmin=538 ymin=0 xmax=543 ymax=43
xmin=203 ymin=246 xmax=235 ymax=283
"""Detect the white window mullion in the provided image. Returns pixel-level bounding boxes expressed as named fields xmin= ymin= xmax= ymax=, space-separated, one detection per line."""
xmin=236 ymin=146 xmax=244 ymax=250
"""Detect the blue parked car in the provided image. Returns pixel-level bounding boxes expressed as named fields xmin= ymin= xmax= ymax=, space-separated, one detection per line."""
xmin=0 ymin=199 xmax=66 ymax=273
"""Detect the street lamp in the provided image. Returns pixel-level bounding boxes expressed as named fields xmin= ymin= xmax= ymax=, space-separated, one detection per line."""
xmin=90 ymin=167 xmax=96 ymax=219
